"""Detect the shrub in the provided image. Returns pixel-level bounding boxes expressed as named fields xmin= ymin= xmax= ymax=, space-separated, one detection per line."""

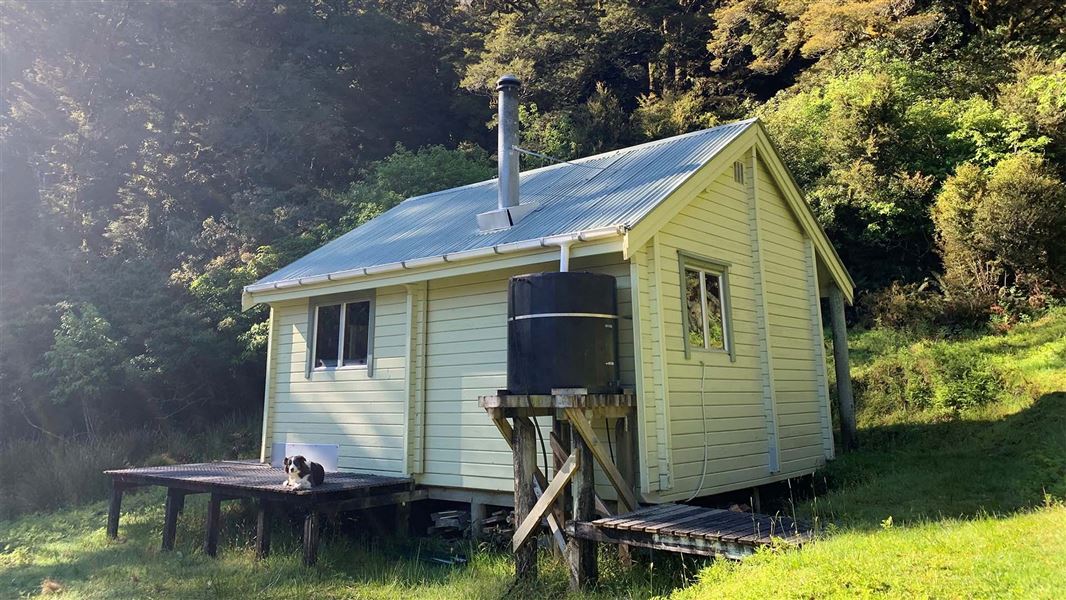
xmin=863 ymin=280 xmax=991 ymax=332
xmin=0 ymin=416 xmax=257 ymax=520
xmin=856 ymin=342 xmax=1010 ymax=419
xmin=933 ymin=153 xmax=1066 ymax=302
xmin=863 ymin=281 xmax=946 ymax=331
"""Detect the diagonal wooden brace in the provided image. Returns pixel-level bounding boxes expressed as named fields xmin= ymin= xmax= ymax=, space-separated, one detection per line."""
xmin=565 ymin=408 xmax=640 ymax=512
xmin=513 ymin=451 xmax=579 ymax=551
xmin=532 ymin=475 xmax=568 ymax=553
xmin=549 ymin=431 xmax=613 ymax=517
xmin=491 ymin=417 xmax=568 ymax=539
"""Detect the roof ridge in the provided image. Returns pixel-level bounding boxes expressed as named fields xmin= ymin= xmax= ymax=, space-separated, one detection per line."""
xmin=399 ymin=118 xmax=758 ymax=205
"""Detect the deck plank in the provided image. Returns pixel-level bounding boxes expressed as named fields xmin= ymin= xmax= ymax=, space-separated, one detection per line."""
xmin=575 ymin=502 xmax=813 ymax=558
xmin=643 ymin=508 xmax=716 ymax=534
xmin=594 ymin=504 xmax=661 ymax=527
xmin=612 ymin=504 xmax=693 ymax=531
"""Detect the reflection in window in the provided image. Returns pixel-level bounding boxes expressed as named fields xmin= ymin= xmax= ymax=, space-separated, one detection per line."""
xmin=343 ymin=301 xmax=370 ymax=365
xmin=314 ymin=304 xmax=341 ymax=368
xmin=684 ymin=267 xmax=726 ymax=350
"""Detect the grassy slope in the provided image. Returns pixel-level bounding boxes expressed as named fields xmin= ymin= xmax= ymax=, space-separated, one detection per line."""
xmin=2 ymin=311 xmax=1064 ymax=599
xmin=672 ymin=309 xmax=1066 ymax=599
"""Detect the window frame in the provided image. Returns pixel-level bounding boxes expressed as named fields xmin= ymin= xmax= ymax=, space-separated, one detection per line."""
xmin=306 ymin=290 xmax=376 ymax=378
xmin=678 ymin=252 xmax=735 ymax=361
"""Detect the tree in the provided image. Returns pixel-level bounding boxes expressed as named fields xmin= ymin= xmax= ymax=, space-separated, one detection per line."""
xmin=36 ymin=304 xmax=127 ymax=435
xmin=933 ymin=153 xmax=1066 ymax=298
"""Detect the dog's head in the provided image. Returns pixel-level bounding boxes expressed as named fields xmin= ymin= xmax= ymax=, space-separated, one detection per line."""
xmin=284 ymin=455 xmax=309 ymax=477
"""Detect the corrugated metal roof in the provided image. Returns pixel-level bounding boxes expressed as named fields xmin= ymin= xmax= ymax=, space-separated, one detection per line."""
xmin=254 ymin=119 xmax=755 ymax=286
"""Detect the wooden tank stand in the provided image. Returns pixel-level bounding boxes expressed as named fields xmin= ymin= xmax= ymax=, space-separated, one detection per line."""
xmin=479 ymin=390 xmax=640 ymax=590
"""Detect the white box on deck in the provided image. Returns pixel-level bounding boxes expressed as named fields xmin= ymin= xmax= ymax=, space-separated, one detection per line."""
xmin=269 ymin=443 xmax=339 ymax=472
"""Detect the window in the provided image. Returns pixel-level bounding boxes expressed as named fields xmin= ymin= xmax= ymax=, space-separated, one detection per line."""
xmin=309 ymin=293 xmax=374 ymax=374
xmin=679 ymin=253 xmax=733 ymax=359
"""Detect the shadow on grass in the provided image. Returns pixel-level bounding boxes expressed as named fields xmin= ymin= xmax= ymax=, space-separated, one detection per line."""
xmin=808 ymin=392 xmax=1066 ymax=530
xmin=2 ymin=487 xmax=691 ymax=599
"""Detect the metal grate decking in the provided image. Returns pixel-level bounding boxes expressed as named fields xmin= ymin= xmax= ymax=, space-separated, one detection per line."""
xmin=570 ymin=503 xmax=813 ymax=560
xmin=104 ymin=460 xmax=421 ymax=565
xmin=106 ymin=460 xmax=412 ymax=499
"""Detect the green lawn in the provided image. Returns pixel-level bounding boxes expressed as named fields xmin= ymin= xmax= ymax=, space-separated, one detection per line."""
xmin=2 ymin=311 xmax=1064 ymax=599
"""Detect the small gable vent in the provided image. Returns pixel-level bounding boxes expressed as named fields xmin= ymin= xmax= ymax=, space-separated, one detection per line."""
xmin=733 ymin=161 xmax=745 ymax=184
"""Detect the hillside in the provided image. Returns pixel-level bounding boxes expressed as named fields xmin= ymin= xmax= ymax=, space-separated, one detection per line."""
xmin=673 ymin=309 xmax=1066 ymax=598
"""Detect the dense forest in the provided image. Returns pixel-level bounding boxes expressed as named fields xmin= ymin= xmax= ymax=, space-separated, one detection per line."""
xmin=1 ymin=0 xmax=1063 ymax=441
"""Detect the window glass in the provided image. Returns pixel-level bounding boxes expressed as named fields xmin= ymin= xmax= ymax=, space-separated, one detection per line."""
xmin=343 ymin=301 xmax=370 ymax=365
xmin=704 ymin=273 xmax=725 ymax=349
xmin=684 ymin=269 xmax=705 ymax=348
xmin=683 ymin=266 xmax=726 ymax=351
xmin=314 ymin=304 xmax=341 ymax=368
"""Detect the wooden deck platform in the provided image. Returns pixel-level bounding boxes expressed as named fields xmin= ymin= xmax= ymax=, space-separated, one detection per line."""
xmin=106 ymin=461 xmax=413 ymax=503
xmin=569 ymin=503 xmax=813 ymax=560
xmin=104 ymin=461 xmax=422 ymax=565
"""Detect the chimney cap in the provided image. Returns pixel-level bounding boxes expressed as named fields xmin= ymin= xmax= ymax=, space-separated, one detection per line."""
xmin=496 ymin=74 xmax=521 ymax=91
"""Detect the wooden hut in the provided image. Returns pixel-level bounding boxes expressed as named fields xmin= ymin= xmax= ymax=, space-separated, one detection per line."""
xmin=242 ymin=78 xmax=855 ymax=515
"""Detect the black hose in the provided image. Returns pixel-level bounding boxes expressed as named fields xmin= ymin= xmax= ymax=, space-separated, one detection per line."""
xmin=605 ymin=418 xmax=614 ymax=464
xmin=528 ymin=397 xmax=549 ymax=479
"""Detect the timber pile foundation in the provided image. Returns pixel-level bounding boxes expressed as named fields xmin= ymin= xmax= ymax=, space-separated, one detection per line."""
xmin=480 ymin=390 xmax=813 ymax=591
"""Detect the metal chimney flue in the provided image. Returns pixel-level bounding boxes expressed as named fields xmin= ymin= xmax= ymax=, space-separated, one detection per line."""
xmin=477 ymin=74 xmax=539 ymax=231
xmin=497 ymin=74 xmax=520 ymax=210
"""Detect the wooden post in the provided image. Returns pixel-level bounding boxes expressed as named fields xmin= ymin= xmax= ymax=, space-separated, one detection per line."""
xmin=495 ymin=416 xmax=570 ymax=537
xmin=203 ymin=493 xmax=222 ymax=557
xmin=106 ymin=481 xmax=124 ymax=540
xmin=255 ymin=500 xmax=272 ymax=559
xmin=553 ymin=419 xmax=572 ymax=523
xmin=828 ymin=285 xmax=857 ymax=451
xmin=470 ymin=501 xmax=486 ymax=540
xmin=565 ymin=408 xmax=639 ymax=511
xmin=568 ymin=432 xmax=597 ymax=590
xmin=303 ymin=510 xmax=321 ymax=566
xmin=615 ymin=416 xmax=635 ymax=567
xmin=551 ymin=430 xmax=612 ymax=517
xmin=512 ymin=416 xmax=538 ymax=580
xmin=161 ymin=488 xmax=184 ymax=551
xmin=395 ymin=501 xmax=411 ymax=536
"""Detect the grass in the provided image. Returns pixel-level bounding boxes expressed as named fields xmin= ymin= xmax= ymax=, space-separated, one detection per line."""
xmin=0 ymin=489 xmax=686 ymax=599
xmin=671 ymin=309 xmax=1066 ymax=598
xmin=2 ymin=310 xmax=1065 ymax=598
xmin=0 ymin=416 xmax=258 ymax=520
xmin=671 ymin=506 xmax=1066 ymax=599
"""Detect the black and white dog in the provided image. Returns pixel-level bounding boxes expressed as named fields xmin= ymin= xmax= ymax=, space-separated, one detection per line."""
xmin=282 ymin=455 xmax=325 ymax=490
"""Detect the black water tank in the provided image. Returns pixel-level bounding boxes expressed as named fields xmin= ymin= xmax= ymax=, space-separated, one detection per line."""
xmin=507 ymin=272 xmax=620 ymax=394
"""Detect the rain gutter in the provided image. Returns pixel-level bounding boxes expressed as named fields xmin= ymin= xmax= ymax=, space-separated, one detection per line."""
xmin=242 ymin=225 xmax=627 ymax=308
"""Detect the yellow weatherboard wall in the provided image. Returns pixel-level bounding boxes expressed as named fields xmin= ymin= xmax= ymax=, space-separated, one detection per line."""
xmin=264 ymin=287 xmax=409 ymax=475
xmin=632 ymin=148 xmax=832 ymax=502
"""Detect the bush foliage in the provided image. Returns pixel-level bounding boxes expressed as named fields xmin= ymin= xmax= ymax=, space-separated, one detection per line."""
xmin=0 ymin=417 xmax=257 ymax=520
xmin=857 ymin=343 xmax=1010 ymax=417
xmin=2 ymin=0 xmax=1063 ymax=441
